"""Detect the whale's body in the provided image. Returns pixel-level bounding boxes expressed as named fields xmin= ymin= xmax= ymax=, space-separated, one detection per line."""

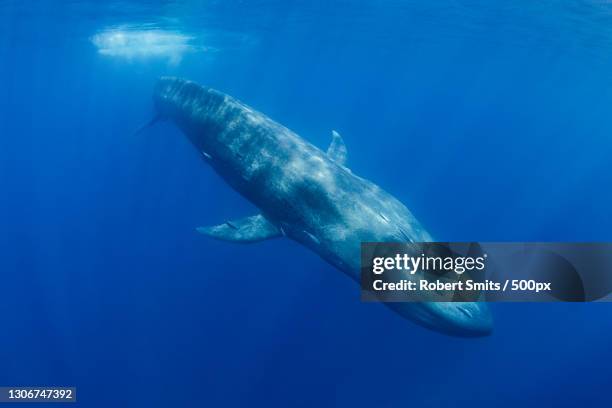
xmin=152 ymin=77 xmax=492 ymax=336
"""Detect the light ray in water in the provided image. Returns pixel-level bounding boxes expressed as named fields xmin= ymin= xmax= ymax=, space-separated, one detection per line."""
xmin=91 ymin=26 xmax=198 ymax=65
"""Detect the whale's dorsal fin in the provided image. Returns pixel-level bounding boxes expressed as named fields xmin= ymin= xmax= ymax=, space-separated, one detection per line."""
xmin=196 ymin=214 xmax=281 ymax=243
xmin=327 ymin=130 xmax=347 ymax=166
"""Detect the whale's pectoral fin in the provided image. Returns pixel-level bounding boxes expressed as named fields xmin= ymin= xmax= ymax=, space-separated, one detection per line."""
xmin=326 ymin=130 xmax=347 ymax=166
xmin=196 ymin=214 xmax=281 ymax=243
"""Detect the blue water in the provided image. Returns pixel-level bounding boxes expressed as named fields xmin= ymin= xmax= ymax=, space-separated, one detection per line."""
xmin=1 ymin=1 xmax=611 ymax=406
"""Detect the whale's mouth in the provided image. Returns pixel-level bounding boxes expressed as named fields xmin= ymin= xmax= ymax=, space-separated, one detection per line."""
xmin=132 ymin=78 xmax=184 ymax=138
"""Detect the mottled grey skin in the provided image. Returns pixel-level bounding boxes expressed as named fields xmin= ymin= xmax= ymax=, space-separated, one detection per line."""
xmin=152 ymin=77 xmax=492 ymax=337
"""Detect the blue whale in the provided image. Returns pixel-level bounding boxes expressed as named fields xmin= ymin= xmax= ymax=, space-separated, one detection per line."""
xmin=151 ymin=77 xmax=492 ymax=337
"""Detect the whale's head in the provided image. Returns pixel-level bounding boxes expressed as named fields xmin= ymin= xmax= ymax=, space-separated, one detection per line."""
xmin=388 ymin=301 xmax=493 ymax=337
xmin=153 ymin=76 xmax=204 ymax=119
xmin=151 ymin=76 xmax=230 ymax=148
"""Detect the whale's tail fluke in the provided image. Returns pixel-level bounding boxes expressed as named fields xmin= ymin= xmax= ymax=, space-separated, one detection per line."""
xmin=133 ymin=114 xmax=162 ymax=137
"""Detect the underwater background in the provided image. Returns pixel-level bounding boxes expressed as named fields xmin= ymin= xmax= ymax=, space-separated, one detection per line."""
xmin=0 ymin=0 xmax=611 ymax=406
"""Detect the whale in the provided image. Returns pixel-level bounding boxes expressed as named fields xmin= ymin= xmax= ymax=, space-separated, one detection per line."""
xmin=150 ymin=76 xmax=492 ymax=337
